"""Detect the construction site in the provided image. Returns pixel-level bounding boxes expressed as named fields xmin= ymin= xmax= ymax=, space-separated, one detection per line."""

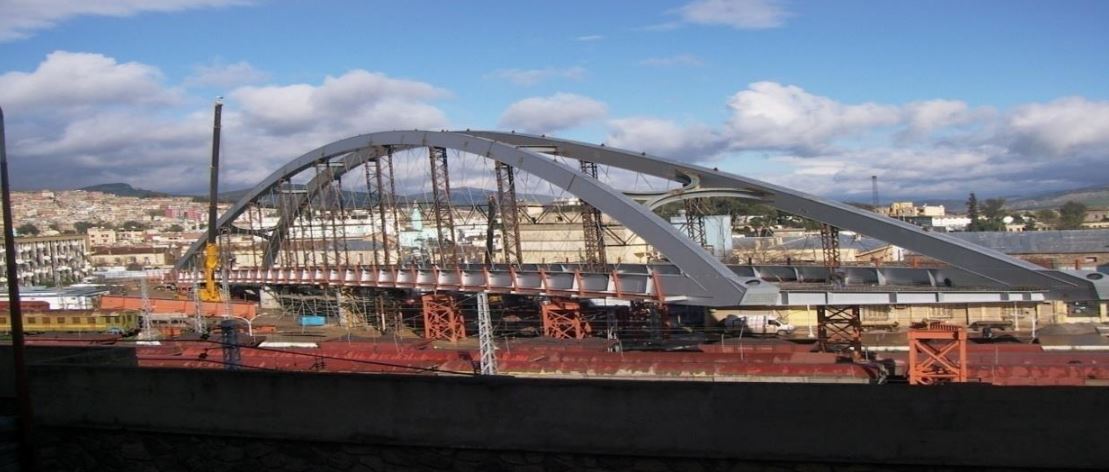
xmin=4 ymin=122 xmax=1109 ymax=470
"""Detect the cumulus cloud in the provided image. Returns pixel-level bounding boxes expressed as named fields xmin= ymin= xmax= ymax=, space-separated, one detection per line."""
xmin=726 ymin=82 xmax=900 ymax=153
xmin=0 ymin=50 xmax=179 ymax=113
xmin=1006 ymin=97 xmax=1109 ymax=156
xmin=498 ymin=93 xmax=607 ymax=133
xmin=606 ymin=117 xmax=725 ymax=158
xmin=639 ymin=54 xmax=705 ymax=67
xmin=185 ymin=61 xmax=269 ymax=88
xmin=486 ymin=66 xmax=586 ymax=86
xmin=2 ymin=51 xmax=451 ymax=194
xmin=603 ymin=81 xmax=1109 ymax=199
xmin=0 ymin=0 xmax=251 ymax=41
xmin=675 ymin=0 xmax=790 ymax=30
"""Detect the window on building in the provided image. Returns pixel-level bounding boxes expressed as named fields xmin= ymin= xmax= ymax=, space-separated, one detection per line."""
xmin=70 ymin=317 xmax=80 ymax=324
xmin=86 ymin=317 xmax=95 ymax=324
xmin=0 ymin=316 xmax=7 ymax=324
xmin=55 ymin=317 xmax=65 ymax=324
xmin=1067 ymin=301 xmax=1100 ymax=317
xmin=42 ymin=317 xmax=50 ymax=325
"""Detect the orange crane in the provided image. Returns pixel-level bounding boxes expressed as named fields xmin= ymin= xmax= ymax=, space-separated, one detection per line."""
xmin=199 ymin=99 xmax=223 ymax=302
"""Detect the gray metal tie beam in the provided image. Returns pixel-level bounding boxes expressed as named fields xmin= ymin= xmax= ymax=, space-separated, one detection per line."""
xmin=463 ymin=131 xmax=1104 ymax=300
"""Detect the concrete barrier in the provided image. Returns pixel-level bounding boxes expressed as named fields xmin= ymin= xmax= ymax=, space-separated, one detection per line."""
xmin=17 ymin=360 xmax=1109 ymax=469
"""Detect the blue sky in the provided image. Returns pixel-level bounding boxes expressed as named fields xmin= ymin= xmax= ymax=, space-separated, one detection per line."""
xmin=1 ymin=0 xmax=1107 ymax=200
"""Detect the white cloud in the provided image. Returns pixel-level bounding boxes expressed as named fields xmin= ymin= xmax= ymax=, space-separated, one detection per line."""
xmin=2 ymin=51 xmax=452 ymax=194
xmin=726 ymin=81 xmax=901 ymax=152
xmin=1006 ymin=97 xmax=1109 ymax=156
xmin=185 ymin=61 xmax=269 ymax=88
xmin=498 ymin=93 xmax=607 ymax=133
xmin=0 ymin=0 xmax=251 ymax=41
xmin=603 ymin=81 xmax=1109 ymax=199
xmin=606 ymin=117 xmax=724 ymax=158
xmin=575 ymin=35 xmax=604 ymax=42
xmin=676 ymin=0 xmax=790 ymax=30
xmin=0 ymin=50 xmax=178 ymax=113
xmin=231 ymin=69 xmax=448 ymax=136
xmin=640 ymin=54 xmax=704 ymax=67
xmin=486 ymin=66 xmax=586 ymax=86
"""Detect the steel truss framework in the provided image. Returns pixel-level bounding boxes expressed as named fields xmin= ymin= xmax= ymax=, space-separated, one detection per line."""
xmin=908 ymin=322 xmax=968 ymax=385
xmin=817 ymin=305 xmax=862 ymax=356
xmin=541 ymin=298 xmax=589 ymax=339
xmin=175 ymin=130 xmax=1107 ymax=305
xmin=421 ymin=293 xmax=465 ymax=342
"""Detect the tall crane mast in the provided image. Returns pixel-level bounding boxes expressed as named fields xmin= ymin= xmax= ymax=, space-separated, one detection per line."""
xmin=199 ymin=99 xmax=223 ymax=302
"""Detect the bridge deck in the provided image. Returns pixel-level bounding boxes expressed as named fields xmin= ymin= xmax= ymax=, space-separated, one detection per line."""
xmin=171 ymin=264 xmax=1046 ymax=307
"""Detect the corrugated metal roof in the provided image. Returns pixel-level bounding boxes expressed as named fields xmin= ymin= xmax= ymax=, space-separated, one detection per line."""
xmin=950 ymin=230 xmax=1109 ymax=254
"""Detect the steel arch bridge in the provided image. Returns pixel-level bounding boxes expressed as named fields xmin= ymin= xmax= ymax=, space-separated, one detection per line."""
xmin=172 ymin=130 xmax=1108 ymax=308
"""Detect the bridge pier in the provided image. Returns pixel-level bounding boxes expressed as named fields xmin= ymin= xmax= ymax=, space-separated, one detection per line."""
xmin=421 ymin=294 xmax=466 ymax=342
xmin=540 ymin=298 xmax=590 ymax=339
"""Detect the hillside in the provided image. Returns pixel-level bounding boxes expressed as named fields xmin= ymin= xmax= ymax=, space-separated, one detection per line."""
xmin=79 ymin=183 xmax=170 ymax=198
xmin=1005 ymin=185 xmax=1109 ymax=210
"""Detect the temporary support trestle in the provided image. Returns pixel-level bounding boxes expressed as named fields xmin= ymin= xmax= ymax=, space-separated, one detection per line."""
xmin=421 ymin=293 xmax=465 ymax=342
xmin=579 ymin=160 xmax=606 ymax=270
xmin=817 ymin=305 xmax=862 ymax=356
xmin=908 ymin=322 xmax=968 ymax=385
xmin=541 ymin=298 xmax=590 ymax=339
xmin=683 ymin=198 xmax=707 ymax=248
xmin=428 ymin=146 xmax=460 ymax=266
xmin=820 ymin=224 xmax=841 ymax=271
xmin=495 ymin=162 xmax=523 ymax=265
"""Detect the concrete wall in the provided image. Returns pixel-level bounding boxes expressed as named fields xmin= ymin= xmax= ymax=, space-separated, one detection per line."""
xmin=16 ymin=360 xmax=1109 ymax=469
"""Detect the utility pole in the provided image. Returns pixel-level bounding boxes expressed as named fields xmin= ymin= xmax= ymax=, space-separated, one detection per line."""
xmin=2 ymin=105 xmax=37 ymax=469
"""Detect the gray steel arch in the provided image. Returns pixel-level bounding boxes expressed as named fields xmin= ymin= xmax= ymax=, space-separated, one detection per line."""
xmin=177 ymin=131 xmax=776 ymax=306
xmin=465 ymin=131 xmax=1103 ymax=300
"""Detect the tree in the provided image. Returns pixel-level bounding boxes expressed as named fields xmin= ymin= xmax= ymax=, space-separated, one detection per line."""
xmin=120 ymin=220 xmax=147 ymax=231
xmin=73 ymin=221 xmax=95 ymax=234
xmin=1058 ymin=201 xmax=1088 ymax=230
xmin=1034 ymin=209 xmax=1058 ymax=229
xmin=16 ymin=223 xmax=39 ymax=236
xmin=982 ymin=198 xmax=1006 ymax=221
xmin=966 ymin=193 xmax=979 ymax=221
xmin=166 ymin=224 xmax=185 ymax=232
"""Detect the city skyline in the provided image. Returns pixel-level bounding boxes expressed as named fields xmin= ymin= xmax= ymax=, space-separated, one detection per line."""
xmin=0 ymin=0 xmax=1107 ymax=200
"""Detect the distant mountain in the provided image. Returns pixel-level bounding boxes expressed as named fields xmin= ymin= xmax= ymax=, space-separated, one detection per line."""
xmin=400 ymin=186 xmax=554 ymax=205
xmin=1005 ymin=185 xmax=1109 ymax=210
xmin=80 ymin=183 xmax=170 ymax=198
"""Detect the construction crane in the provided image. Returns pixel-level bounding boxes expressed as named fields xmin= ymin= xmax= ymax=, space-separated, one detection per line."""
xmin=199 ymin=99 xmax=223 ymax=302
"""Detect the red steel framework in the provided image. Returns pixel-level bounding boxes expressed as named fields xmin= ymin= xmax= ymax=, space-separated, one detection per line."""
xmin=908 ymin=321 xmax=968 ymax=385
xmin=421 ymin=293 xmax=465 ymax=342
xmin=428 ymin=146 xmax=460 ymax=266
xmin=541 ymin=298 xmax=590 ymax=339
xmin=817 ymin=305 xmax=862 ymax=356
xmin=578 ymin=160 xmax=606 ymax=270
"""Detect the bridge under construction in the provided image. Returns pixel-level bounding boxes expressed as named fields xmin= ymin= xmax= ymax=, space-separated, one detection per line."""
xmin=154 ymin=130 xmax=1108 ymax=382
